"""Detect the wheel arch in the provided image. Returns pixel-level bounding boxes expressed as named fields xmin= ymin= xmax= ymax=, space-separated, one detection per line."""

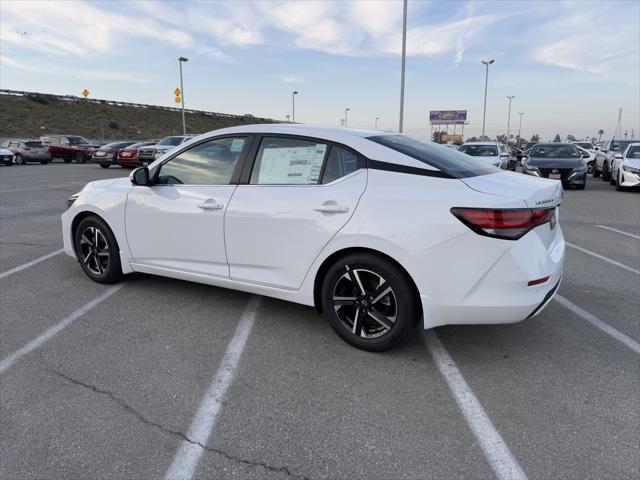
xmin=312 ymin=246 xmax=422 ymax=319
xmin=70 ymin=211 xmax=119 ymax=257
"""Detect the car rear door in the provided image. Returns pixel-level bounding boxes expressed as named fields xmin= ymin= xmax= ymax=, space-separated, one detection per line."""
xmin=125 ymin=135 xmax=251 ymax=278
xmin=224 ymin=135 xmax=367 ymax=289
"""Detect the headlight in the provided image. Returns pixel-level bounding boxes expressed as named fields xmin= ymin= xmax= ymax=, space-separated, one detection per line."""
xmin=622 ymin=164 xmax=640 ymax=173
xmin=67 ymin=193 xmax=80 ymax=208
xmin=572 ymin=165 xmax=587 ymax=172
xmin=524 ymin=164 xmax=541 ymax=176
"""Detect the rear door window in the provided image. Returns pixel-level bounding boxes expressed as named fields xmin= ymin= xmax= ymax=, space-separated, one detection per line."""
xmin=321 ymin=147 xmax=360 ymax=184
xmin=250 ymin=137 xmax=328 ymax=185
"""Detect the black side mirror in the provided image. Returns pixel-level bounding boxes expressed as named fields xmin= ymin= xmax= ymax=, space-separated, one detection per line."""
xmin=582 ymin=152 xmax=590 ymax=158
xmin=131 ymin=167 xmax=150 ymax=186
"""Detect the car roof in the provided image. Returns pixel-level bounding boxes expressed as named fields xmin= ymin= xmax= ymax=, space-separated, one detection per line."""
xmin=461 ymin=142 xmax=501 ymax=146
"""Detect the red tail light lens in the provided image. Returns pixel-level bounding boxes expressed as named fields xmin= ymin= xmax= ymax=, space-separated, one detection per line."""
xmin=24 ymin=147 xmax=32 ymax=151
xmin=451 ymin=207 xmax=555 ymax=240
xmin=120 ymin=150 xmax=133 ymax=157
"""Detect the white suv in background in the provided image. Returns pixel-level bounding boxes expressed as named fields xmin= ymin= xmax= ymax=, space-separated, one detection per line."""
xmin=593 ymin=138 xmax=639 ymax=181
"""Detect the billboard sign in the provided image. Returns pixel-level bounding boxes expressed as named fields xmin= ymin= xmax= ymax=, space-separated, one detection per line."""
xmin=429 ymin=110 xmax=467 ymax=125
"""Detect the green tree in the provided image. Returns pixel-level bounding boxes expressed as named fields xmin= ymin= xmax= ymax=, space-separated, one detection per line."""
xmin=530 ymin=134 xmax=540 ymax=142
xmin=553 ymin=134 xmax=561 ymax=142
xmin=566 ymin=134 xmax=576 ymax=141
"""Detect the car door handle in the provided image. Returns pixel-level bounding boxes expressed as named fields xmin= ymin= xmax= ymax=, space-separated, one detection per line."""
xmin=197 ymin=199 xmax=224 ymax=210
xmin=313 ymin=204 xmax=349 ymax=214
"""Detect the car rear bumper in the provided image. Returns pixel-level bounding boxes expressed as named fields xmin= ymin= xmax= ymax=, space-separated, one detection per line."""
xmin=90 ymin=155 xmax=115 ymax=164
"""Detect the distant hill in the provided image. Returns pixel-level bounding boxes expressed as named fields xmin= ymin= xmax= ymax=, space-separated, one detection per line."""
xmin=0 ymin=90 xmax=278 ymax=140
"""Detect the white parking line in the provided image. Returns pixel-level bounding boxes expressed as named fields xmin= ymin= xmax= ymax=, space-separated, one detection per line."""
xmin=424 ymin=331 xmax=528 ymax=480
xmin=164 ymin=295 xmax=262 ymax=480
xmin=596 ymin=225 xmax=640 ymax=240
xmin=0 ymin=284 xmax=123 ymax=374
xmin=0 ymin=248 xmax=64 ymax=280
xmin=565 ymin=242 xmax=640 ymax=275
xmin=554 ymin=294 xmax=640 ymax=354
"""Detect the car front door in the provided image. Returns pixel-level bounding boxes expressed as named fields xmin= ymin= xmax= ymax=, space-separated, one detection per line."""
xmin=125 ymin=135 xmax=251 ymax=278
xmin=225 ymin=135 xmax=367 ymax=289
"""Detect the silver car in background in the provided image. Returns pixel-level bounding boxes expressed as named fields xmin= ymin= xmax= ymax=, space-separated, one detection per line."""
xmin=593 ymin=138 xmax=639 ymax=181
xmin=0 ymin=139 xmax=52 ymax=164
xmin=458 ymin=142 xmax=512 ymax=169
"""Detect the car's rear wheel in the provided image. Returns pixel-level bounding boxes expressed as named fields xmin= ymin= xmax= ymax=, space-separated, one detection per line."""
xmin=602 ymin=162 xmax=610 ymax=181
xmin=100 ymin=163 xmax=110 ymax=168
xmin=609 ymin=168 xmax=617 ymax=185
xmin=74 ymin=216 xmax=123 ymax=284
xmin=63 ymin=158 xmax=72 ymax=163
xmin=40 ymin=159 xmax=50 ymax=165
xmin=15 ymin=154 xmax=25 ymax=165
xmin=321 ymin=253 xmax=418 ymax=352
xmin=74 ymin=151 xmax=85 ymax=164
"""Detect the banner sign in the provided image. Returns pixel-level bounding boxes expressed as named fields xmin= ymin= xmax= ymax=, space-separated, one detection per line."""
xmin=429 ymin=110 xmax=467 ymax=125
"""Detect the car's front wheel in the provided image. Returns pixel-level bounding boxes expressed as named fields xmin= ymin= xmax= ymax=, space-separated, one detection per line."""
xmin=74 ymin=151 xmax=85 ymax=164
xmin=616 ymin=170 xmax=625 ymax=191
xmin=100 ymin=163 xmax=110 ymax=168
xmin=15 ymin=154 xmax=25 ymax=165
xmin=602 ymin=162 xmax=610 ymax=181
xmin=74 ymin=216 xmax=123 ymax=284
xmin=321 ymin=253 xmax=419 ymax=352
xmin=592 ymin=164 xmax=601 ymax=177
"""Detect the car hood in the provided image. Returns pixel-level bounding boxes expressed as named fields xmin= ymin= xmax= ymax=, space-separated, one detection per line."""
xmin=466 ymin=155 xmax=501 ymax=166
xmin=461 ymin=171 xmax=563 ymax=208
xmin=623 ymin=158 xmax=640 ymax=168
xmin=85 ymin=177 xmax=130 ymax=190
xmin=526 ymin=157 xmax=583 ymax=168
xmin=0 ymin=148 xmax=13 ymax=155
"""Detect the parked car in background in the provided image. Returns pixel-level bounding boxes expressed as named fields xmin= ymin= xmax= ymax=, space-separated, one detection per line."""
xmin=458 ymin=142 xmax=511 ymax=169
xmin=610 ymin=143 xmax=640 ymax=191
xmin=116 ymin=140 xmax=158 ymax=168
xmin=41 ymin=135 xmax=99 ymax=163
xmin=137 ymin=135 xmax=199 ymax=165
xmin=593 ymin=138 xmax=639 ymax=180
xmin=90 ymin=141 xmax=137 ymax=168
xmin=522 ymin=143 xmax=588 ymax=189
xmin=575 ymin=145 xmax=596 ymax=173
xmin=0 ymin=148 xmax=14 ymax=166
xmin=0 ymin=139 xmax=52 ymax=164
xmin=62 ymin=124 xmax=564 ymax=351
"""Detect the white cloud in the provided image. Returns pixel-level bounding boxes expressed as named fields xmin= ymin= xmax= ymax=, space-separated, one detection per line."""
xmin=281 ymin=75 xmax=306 ymax=84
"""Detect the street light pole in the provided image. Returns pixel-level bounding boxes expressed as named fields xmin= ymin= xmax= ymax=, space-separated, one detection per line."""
xmin=375 ymin=117 xmax=380 ymax=129
xmin=345 ymin=108 xmax=350 ymax=127
xmin=506 ymin=95 xmax=515 ymax=145
xmin=517 ymin=112 xmax=525 ymax=147
xmin=292 ymin=91 xmax=298 ymax=123
xmin=398 ymin=0 xmax=408 ymax=133
xmin=481 ymin=59 xmax=494 ymax=139
xmin=178 ymin=56 xmax=188 ymax=135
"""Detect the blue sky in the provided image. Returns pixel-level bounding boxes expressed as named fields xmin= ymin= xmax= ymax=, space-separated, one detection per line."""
xmin=1 ymin=0 xmax=638 ymax=141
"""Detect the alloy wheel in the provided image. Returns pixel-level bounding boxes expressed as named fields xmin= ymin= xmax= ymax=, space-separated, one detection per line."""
xmin=79 ymin=226 xmax=111 ymax=276
xmin=332 ymin=267 xmax=397 ymax=338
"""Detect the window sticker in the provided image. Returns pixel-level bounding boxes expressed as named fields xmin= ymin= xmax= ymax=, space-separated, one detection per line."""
xmin=230 ymin=139 xmax=245 ymax=152
xmin=258 ymin=144 xmax=326 ymax=184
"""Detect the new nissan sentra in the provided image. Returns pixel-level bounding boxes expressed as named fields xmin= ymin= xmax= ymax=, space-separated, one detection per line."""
xmin=62 ymin=124 xmax=565 ymax=351
xmin=522 ymin=143 xmax=588 ymax=189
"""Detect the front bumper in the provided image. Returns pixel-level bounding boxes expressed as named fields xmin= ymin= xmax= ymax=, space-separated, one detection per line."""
xmin=619 ymin=169 xmax=640 ymax=188
xmin=90 ymin=154 xmax=115 ymax=164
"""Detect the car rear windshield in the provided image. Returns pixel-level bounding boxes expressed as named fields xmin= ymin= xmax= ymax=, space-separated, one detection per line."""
xmin=531 ymin=144 xmax=580 ymax=158
xmin=103 ymin=141 xmax=135 ymax=149
xmin=157 ymin=136 xmax=183 ymax=146
xmin=458 ymin=145 xmax=498 ymax=156
xmin=25 ymin=141 xmax=44 ymax=148
xmin=368 ymin=135 xmax=498 ymax=178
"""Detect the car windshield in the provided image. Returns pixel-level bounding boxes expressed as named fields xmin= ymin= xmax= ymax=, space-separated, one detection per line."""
xmin=458 ymin=145 xmax=498 ymax=156
xmin=368 ymin=135 xmax=498 ymax=178
xmin=157 ymin=136 xmax=183 ymax=146
xmin=531 ymin=144 xmax=580 ymax=158
xmin=626 ymin=146 xmax=640 ymax=159
xmin=68 ymin=136 xmax=90 ymax=145
xmin=611 ymin=140 xmax=634 ymax=152
xmin=574 ymin=143 xmax=592 ymax=149
xmin=25 ymin=141 xmax=45 ymax=148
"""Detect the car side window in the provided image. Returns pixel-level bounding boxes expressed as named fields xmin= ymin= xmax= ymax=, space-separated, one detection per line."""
xmin=250 ymin=137 xmax=327 ymax=185
xmin=155 ymin=137 xmax=246 ymax=186
xmin=321 ymin=147 xmax=359 ymax=184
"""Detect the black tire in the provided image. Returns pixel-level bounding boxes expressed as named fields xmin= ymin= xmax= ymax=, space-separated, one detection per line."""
xmin=593 ymin=165 xmax=601 ymax=178
xmin=74 ymin=151 xmax=86 ymax=164
xmin=63 ymin=158 xmax=72 ymax=163
xmin=602 ymin=162 xmax=610 ymax=181
xmin=15 ymin=154 xmax=25 ymax=165
xmin=609 ymin=169 xmax=616 ymax=185
xmin=575 ymin=184 xmax=586 ymax=190
xmin=4 ymin=161 xmax=13 ymax=166
xmin=320 ymin=253 xmax=419 ymax=352
xmin=616 ymin=171 xmax=624 ymax=191
xmin=74 ymin=215 xmax=123 ymax=284
xmin=40 ymin=160 xmax=50 ymax=165
xmin=100 ymin=163 xmax=110 ymax=168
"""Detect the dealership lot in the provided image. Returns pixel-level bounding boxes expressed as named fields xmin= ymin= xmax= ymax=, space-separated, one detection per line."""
xmin=1 ymin=164 xmax=638 ymax=479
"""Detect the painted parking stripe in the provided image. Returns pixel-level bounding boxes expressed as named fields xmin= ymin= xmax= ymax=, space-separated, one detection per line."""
xmin=596 ymin=225 xmax=640 ymax=240
xmin=164 ymin=295 xmax=261 ymax=480
xmin=0 ymin=284 xmax=123 ymax=374
xmin=554 ymin=294 xmax=640 ymax=354
xmin=565 ymin=242 xmax=640 ymax=275
xmin=424 ymin=331 xmax=528 ymax=480
xmin=0 ymin=248 xmax=64 ymax=280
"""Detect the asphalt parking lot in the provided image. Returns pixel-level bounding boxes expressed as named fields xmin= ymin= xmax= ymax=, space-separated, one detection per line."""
xmin=1 ymin=163 xmax=638 ymax=480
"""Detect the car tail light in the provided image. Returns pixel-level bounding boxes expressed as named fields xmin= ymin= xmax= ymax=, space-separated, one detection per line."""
xmin=450 ymin=207 xmax=555 ymax=240
xmin=24 ymin=147 xmax=32 ymax=151
xmin=121 ymin=150 xmax=132 ymax=157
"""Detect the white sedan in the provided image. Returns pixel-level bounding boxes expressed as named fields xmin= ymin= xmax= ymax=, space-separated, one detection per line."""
xmin=611 ymin=143 xmax=640 ymax=191
xmin=62 ymin=124 xmax=565 ymax=351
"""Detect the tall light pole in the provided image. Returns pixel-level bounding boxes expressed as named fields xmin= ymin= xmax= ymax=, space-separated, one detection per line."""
xmin=292 ymin=91 xmax=298 ymax=123
xmin=375 ymin=117 xmax=380 ymax=129
xmin=344 ymin=108 xmax=350 ymax=127
xmin=481 ymin=59 xmax=494 ymax=139
xmin=178 ymin=56 xmax=188 ymax=135
xmin=517 ymin=112 xmax=525 ymax=147
xmin=505 ymin=95 xmax=515 ymax=145
xmin=398 ymin=0 xmax=408 ymax=133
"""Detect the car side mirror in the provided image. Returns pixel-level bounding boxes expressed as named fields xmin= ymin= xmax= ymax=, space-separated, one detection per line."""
xmin=131 ymin=167 xmax=150 ymax=186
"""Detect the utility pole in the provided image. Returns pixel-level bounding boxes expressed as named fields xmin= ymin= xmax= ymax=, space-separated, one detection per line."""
xmin=375 ymin=117 xmax=380 ymax=129
xmin=517 ymin=112 xmax=524 ymax=147
xmin=505 ymin=95 xmax=515 ymax=146
xmin=481 ymin=59 xmax=495 ymax=139
xmin=178 ymin=57 xmax=188 ymax=135
xmin=398 ymin=0 xmax=407 ymax=133
xmin=292 ymin=91 xmax=298 ymax=123
xmin=344 ymin=108 xmax=350 ymax=127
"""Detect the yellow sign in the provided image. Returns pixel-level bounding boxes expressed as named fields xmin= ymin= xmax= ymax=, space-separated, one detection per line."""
xmin=175 ymin=97 xmax=182 ymax=104
xmin=174 ymin=88 xmax=181 ymax=96
xmin=82 ymin=89 xmax=89 ymax=98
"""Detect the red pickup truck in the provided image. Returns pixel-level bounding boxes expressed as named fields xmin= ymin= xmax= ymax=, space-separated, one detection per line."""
xmin=41 ymin=135 xmax=99 ymax=163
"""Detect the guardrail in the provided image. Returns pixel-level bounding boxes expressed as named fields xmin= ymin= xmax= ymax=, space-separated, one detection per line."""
xmin=0 ymin=89 xmax=274 ymax=122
